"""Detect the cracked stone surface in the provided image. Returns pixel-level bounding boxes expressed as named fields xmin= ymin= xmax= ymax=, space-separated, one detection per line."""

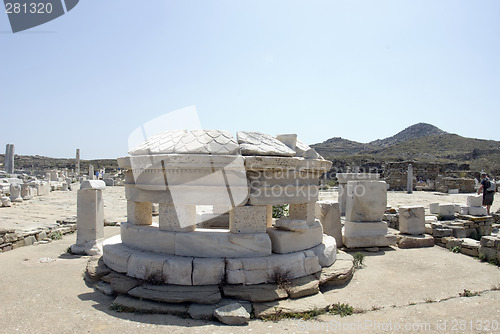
xmin=129 ymin=130 xmax=240 ymax=155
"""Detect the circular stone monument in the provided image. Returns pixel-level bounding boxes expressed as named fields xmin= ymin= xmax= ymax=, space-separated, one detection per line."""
xmin=103 ymin=130 xmax=336 ymax=288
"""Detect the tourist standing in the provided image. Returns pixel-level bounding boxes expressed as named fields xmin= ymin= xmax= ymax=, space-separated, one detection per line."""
xmin=477 ymin=172 xmax=495 ymax=215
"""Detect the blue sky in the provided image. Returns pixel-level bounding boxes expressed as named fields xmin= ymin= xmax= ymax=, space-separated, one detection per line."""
xmin=1 ymin=0 xmax=499 ymax=159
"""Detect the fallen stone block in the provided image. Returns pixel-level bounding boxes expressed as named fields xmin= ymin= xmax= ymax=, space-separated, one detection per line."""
xmin=397 ymin=234 xmax=434 ymax=249
xmin=188 ymin=299 xmax=252 ymax=320
xmin=101 ymin=271 xmax=142 ymax=294
xmin=287 ymin=275 xmax=320 ymax=299
xmin=253 ymin=292 xmax=330 ymax=318
xmin=214 ymin=303 xmax=250 ymax=325
xmin=316 ymin=252 xmax=354 ymax=286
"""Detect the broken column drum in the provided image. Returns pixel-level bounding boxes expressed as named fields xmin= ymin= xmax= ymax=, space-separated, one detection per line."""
xmin=103 ymin=130 xmax=335 ymax=286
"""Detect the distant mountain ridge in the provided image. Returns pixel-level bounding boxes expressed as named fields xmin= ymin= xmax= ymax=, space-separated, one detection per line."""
xmin=369 ymin=123 xmax=447 ymax=147
xmin=311 ymin=122 xmax=500 ymax=173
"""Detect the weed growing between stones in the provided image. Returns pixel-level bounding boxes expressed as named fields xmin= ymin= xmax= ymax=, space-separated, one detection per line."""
xmin=459 ymin=289 xmax=480 ymax=297
xmin=50 ymin=230 xmax=62 ymax=240
xmin=450 ymin=246 xmax=461 ymax=253
xmin=424 ymin=298 xmax=435 ymax=303
xmin=263 ymin=307 xmax=328 ymax=321
xmin=270 ymin=267 xmax=294 ymax=292
xmin=478 ymin=253 xmax=487 ymax=262
xmin=353 ymin=252 xmax=365 ymax=269
xmin=329 ymin=303 xmax=355 ymax=317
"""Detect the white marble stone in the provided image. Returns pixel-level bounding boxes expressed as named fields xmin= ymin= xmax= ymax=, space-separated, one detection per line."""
xmin=163 ymin=256 xmax=193 ymax=285
xmin=102 ymin=235 xmax=134 ymax=273
xmin=127 ymin=201 xmax=152 ymax=225
xmin=175 ymin=229 xmax=272 ymax=257
xmin=429 ymin=203 xmax=440 ymax=214
xmin=343 ymin=220 xmax=388 ymax=237
xmin=336 ymin=173 xmax=380 ymax=215
xmin=460 ymin=206 xmax=469 ymax=215
xmin=467 ymin=195 xmax=483 ymax=207
xmin=80 ymin=180 xmax=106 ymax=190
xmin=226 ymin=251 xmax=320 ymax=285
xmin=73 ymin=188 xmax=104 ymax=255
xmin=469 ymin=206 xmax=487 ymax=216
xmin=398 ymin=206 xmax=425 ymax=235
xmin=237 ymin=131 xmax=296 ymax=156
xmin=276 ymin=134 xmax=297 ymax=151
xmin=438 ymin=204 xmax=455 ymax=218
xmin=159 ymin=204 xmax=196 ymax=232
xmin=345 ymin=180 xmax=387 ymax=222
xmin=295 ymin=139 xmax=321 ymax=159
xmin=129 ymin=130 xmax=240 ymax=156
xmin=192 ymin=258 xmax=225 ymax=285
xmin=289 ymin=202 xmax=316 ymax=224
xmin=310 ymin=235 xmax=337 ymax=267
xmin=274 ymin=218 xmax=310 ymax=232
xmin=121 ymin=222 xmax=175 ymax=254
xmin=229 ymin=205 xmax=268 ymax=233
xmin=127 ymin=251 xmax=167 ymax=281
xmin=266 ymin=220 xmax=323 ymax=254
xmin=9 ymin=184 xmax=23 ymax=202
xmin=343 ymin=233 xmax=397 ymax=248
xmin=315 ymin=200 xmax=342 ymax=247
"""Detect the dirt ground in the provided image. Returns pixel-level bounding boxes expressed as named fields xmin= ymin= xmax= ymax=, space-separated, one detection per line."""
xmin=0 ymin=187 xmax=499 ymax=333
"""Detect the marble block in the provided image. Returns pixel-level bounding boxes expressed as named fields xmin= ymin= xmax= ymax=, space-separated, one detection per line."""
xmin=429 ymin=203 xmax=440 ymax=214
xmin=229 ymin=205 xmax=268 ymax=233
xmin=192 ymin=258 xmax=225 ymax=285
xmin=266 ymin=220 xmax=323 ymax=254
xmin=345 ymin=180 xmax=387 ymax=222
xmin=129 ymin=129 xmax=240 ymax=156
xmin=310 ymin=235 xmax=337 ymax=267
xmin=438 ymin=204 xmax=455 ymax=219
xmin=469 ymin=206 xmax=487 ymax=216
xmin=120 ymin=222 xmax=175 ymax=254
xmin=237 ymin=131 xmax=296 ymax=156
xmin=467 ymin=195 xmax=483 ymax=207
xmin=398 ymin=206 xmax=425 ymax=235
xmin=159 ymin=204 xmax=196 ymax=232
xmin=102 ymin=236 xmax=134 ymax=273
xmin=175 ymin=230 xmax=272 ymax=257
xmin=343 ymin=221 xmax=388 ymax=237
xmin=75 ymin=188 xmax=104 ymax=250
xmin=127 ymin=201 xmax=152 ymax=225
xmin=289 ymin=202 xmax=316 ymax=224
xmin=315 ymin=200 xmax=342 ymax=247
xmin=163 ymin=255 xmax=193 ymax=285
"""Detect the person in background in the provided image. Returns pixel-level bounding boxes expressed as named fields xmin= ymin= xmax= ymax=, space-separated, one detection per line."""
xmin=477 ymin=172 xmax=495 ymax=215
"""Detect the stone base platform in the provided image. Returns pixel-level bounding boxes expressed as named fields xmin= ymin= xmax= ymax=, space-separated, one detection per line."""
xmin=103 ymin=233 xmax=337 ymax=286
xmin=89 ymin=251 xmax=354 ymax=322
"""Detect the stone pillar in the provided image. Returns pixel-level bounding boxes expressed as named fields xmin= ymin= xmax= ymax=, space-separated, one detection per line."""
xmin=229 ymin=205 xmax=267 ymax=233
xmin=289 ymin=202 xmax=316 ymax=224
xmin=5 ymin=144 xmax=14 ymax=174
xmin=343 ymin=180 xmax=397 ymax=248
xmin=21 ymin=183 xmax=33 ymax=200
xmin=336 ymin=173 xmax=380 ymax=216
xmin=127 ymin=201 xmax=152 ymax=225
xmin=159 ymin=203 xmax=196 ymax=232
xmin=70 ymin=180 xmax=106 ymax=255
xmin=76 ymin=149 xmax=80 ymax=175
xmin=10 ymin=184 xmax=23 ymax=202
xmin=407 ymin=164 xmax=413 ymax=194
xmin=316 ymin=200 xmax=343 ymax=247
xmin=89 ymin=165 xmax=94 ymax=180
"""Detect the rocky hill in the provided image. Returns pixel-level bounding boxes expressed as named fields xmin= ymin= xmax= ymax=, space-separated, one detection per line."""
xmin=312 ymin=123 xmax=500 ymax=174
xmin=369 ymin=123 xmax=447 ymax=147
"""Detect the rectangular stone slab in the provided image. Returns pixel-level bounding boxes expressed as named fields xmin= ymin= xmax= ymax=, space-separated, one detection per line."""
xmin=266 ymin=220 xmax=323 ymax=254
xmin=127 ymin=284 xmax=221 ymax=304
xmin=175 ymin=229 xmax=271 ymax=258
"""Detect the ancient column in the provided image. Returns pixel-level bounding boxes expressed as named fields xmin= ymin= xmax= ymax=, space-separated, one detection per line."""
xmin=71 ymin=180 xmax=106 ymax=255
xmin=76 ymin=149 xmax=80 ymax=175
xmin=5 ymin=144 xmax=14 ymax=174
xmin=89 ymin=164 xmax=94 ymax=180
xmin=407 ymin=164 xmax=413 ymax=194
